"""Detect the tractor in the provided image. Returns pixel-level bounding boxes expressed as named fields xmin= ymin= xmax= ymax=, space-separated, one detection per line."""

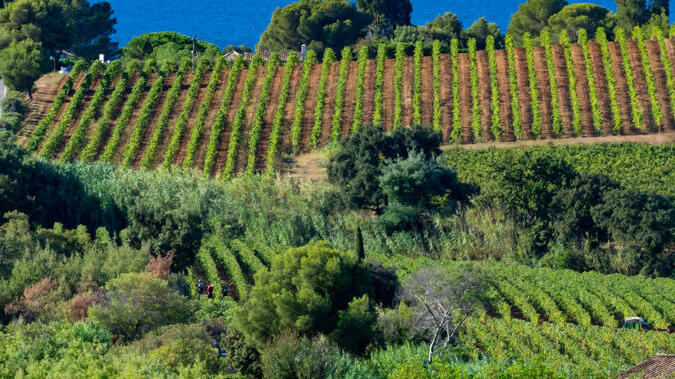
xmin=623 ymin=317 xmax=674 ymax=333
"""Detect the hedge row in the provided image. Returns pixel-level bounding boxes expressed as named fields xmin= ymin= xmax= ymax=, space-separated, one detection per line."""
xmin=633 ymin=26 xmax=662 ymax=130
xmin=486 ymin=36 xmax=502 ymax=139
xmin=60 ymin=61 xmax=121 ymax=162
xmin=266 ymin=52 xmax=299 ymax=173
xmin=372 ymin=43 xmax=386 ymax=128
xmin=331 ymin=47 xmax=351 ymax=141
xmin=25 ymin=60 xmax=86 ymax=153
xmin=560 ymin=30 xmax=582 ymax=135
xmin=183 ymin=57 xmax=228 ymax=169
xmin=523 ymin=33 xmax=541 ymax=137
xmin=161 ymin=58 xmax=209 ymax=167
xmin=120 ymin=65 xmax=168 ymax=168
xmin=80 ymin=61 xmax=140 ymax=162
xmin=505 ymin=35 xmax=522 ymax=139
xmin=578 ymin=29 xmax=602 ymax=133
xmin=540 ymin=30 xmax=562 ymax=136
xmin=101 ymin=60 xmax=156 ymax=162
xmin=616 ymin=28 xmax=645 ymax=130
xmin=352 ymin=45 xmax=369 ymax=133
xmin=596 ymin=27 xmax=623 ymax=133
xmin=468 ymin=38 xmax=481 ymax=141
xmin=40 ymin=61 xmax=102 ymax=159
xmin=223 ymin=55 xmax=264 ymax=179
xmin=290 ymin=50 xmax=317 ymax=152
xmin=412 ymin=40 xmax=423 ymax=126
xmin=310 ymin=48 xmax=335 ymax=147
xmin=246 ymin=54 xmax=281 ymax=175
xmin=393 ymin=43 xmax=405 ymax=129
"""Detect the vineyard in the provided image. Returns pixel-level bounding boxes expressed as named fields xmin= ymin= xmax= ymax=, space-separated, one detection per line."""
xmin=20 ymin=27 xmax=675 ymax=176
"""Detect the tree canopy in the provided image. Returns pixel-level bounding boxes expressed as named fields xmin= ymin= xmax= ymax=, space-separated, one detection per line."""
xmin=257 ymin=0 xmax=371 ymax=53
xmin=0 ymin=0 xmax=117 ymax=59
xmin=507 ymin=0 xmax=567 ymax=45
xmin=0 ymin=39 xmax=49 ymax=94
xmin=120 ymin=32 xmax=222 ymax=66
xmin=356 ymin=0 xmax=412 ymax=37
xmin=616 ymin=0 xmax=669 ymax=31
xmin=545 ymin=3 xmax=615 ymax=41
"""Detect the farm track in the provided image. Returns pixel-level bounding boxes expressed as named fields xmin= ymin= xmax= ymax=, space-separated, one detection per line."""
xmin=495 ymin=50 xmax=515 ymax=142
xmin=552 ymin=45 xmax=574 ymax=137
xmin=533 ymin=46 xmax=553 ymax=139
xmin=477 ymin=51 xmax=492 ymax=141
xmin=173 ymin=71 xmax=211 ymax=167
xmin=131 ymin=74 xmax=175 ymax=168
xmin=23 ymin=35 xmax=675 ymax=176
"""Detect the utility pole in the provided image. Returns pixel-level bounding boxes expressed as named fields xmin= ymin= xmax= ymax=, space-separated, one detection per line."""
xmin=191 ymin=35 xmax=197 ymax=71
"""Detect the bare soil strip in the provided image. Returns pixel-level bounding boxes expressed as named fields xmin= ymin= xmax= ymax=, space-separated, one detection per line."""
xmin=439 ymin=54 xmax=452 ymax=142
xmin=381 ymin=58 xmax=396 ymax=132
xmin=255 ymin=67 xmax=286 ymax=172
xmin=626 ymin=40 xmax=655 ymax=130
xmin=401 ymin=56 xmax=414 ymax=127
xmin=646 ymin=39 xmax=674 ymax=131
xmin=420 ymin=55 xmax=434 ymax=127
xmin=152 ymin=73 xmax=193 ymax=168
xmin=588 ymin=42 xmax=613 ymax=135
xmin=112 ymin=75 xmax=155 ymax=164
xmin=362 ymin=57 xmax=376 ymax=126
xmin=319 ymin=62 xmax=339 ymax=145
xmin=299 ymin=64 xmax=322 ymax=152
xmin=57 ymin=75 xmax=104 ymax=158
xmin=513 ymin=47 xmax=533 ymax=140
xmin=552 ymin=44 xmax=573 ymax=137
xmin=173 ymin=71 xmax=212 ymax=167
xmin=533 ymin=46 xmax=553 ymax=139
xmin=495 ymin=50 xmax=515 ymax=142
xmin=476 ymin=50 xmax=492 ymax=141
xmin=608 ymin=42 xmax=634 ymax=134
xmin=213 ymin=68 xmax=246 ymax=174
xmin=132 ymin=74 xmax=175 ymax=168
xmin=340 ymin=61 xmax=359 ymax=138
xmin=569 ymin=44 xmax=594 ymax=137
xmin=19 ymin=73 xmax=67 ymax=145
xmin=234 ymin=67 xmax=269 ymax=173
xmin=457 ymin=53 xmax=473 ymax=143
xmin=280 ymin=65 xmax=303 ymax=154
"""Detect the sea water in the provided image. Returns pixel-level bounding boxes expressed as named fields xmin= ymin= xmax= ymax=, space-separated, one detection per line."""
xmin=100 ymin=0 xmax=669 ymax=49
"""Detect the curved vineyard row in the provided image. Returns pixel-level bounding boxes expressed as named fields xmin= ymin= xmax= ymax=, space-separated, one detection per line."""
xmin=23 ymin=27 xmax=675 ymax=176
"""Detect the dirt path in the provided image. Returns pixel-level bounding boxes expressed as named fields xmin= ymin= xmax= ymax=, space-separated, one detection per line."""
xmin=255 ymin=67 xmax=286 ymax=172
xmin=552 ymin=45 xmax=573 ymax=137
xmin=626 ymin=40 xmax=654 ymax=130
xmin=381 ymin=58 xmax=395 ymax=132
xmin=173 ymin=71 xmax=211 ymax=167
xmin=458 ymin=52 xmax=473 ymax=143
xmin=18 ymin=73 xmax=67 ymax=145
xmin=401 ymin=56 xmax=414 ymax=127
xmin=213 ymin=68 xmax=246 ymax=174
xmin=570 ymin=44 xmax=593 ymax=137
xmin=533 ymin=46 xmax=553 ymax=139
xmin=362 ymin=57 xmax=376 ymax=126
xmin=420 ymin=55 xmax=434 ymax=127
xmin=439 ymin=54 xmax=452 ymax=142
xmin=608 ymin=42 xmax=634 ymax=134
xmin=477 ymin=50 xmax=492 ymax=141
xmin=132 ymin=74 xmax=175 ymax=168
xmin=495 ymin=50 xmax=515 ymax=142
xmin=514 ymin=47 xmax=533 ymax=140
xmin=151 ymin=72 xmax=192 ymax=168
xmin=646 ymin=39 xmax=674 ymax=131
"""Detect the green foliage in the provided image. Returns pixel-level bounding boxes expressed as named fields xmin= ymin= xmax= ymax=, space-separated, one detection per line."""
xmin=290 ymin=50 xmax=317 ymax=152
xmin=540 ymin=30 xmax=562 ymax=136
xmin=328 ymin=125 xmax=442 ymax=210
xmin=120 ymin=67 xmax=168 ymax=168
xmin=578 ymin=29 xmax=602 ymax=133
xmin=60 ymin=61 xmax=121 ymax=163
xmin=0 ymin=39 xmax=50 ymax=93
xmin=616 ymin=0 xmax=668 ymax=31
xmin=616 ymin=27 xmax=645 ymax=130
xmin=468 ymin=38 xmax=481 ymax=141
xmin=140 ymin=59 xmax=191 ymax=169
xmin=162 ymin=58 xmax=209 ymax=167
xmin=266 ymin=53 xmax=299 ymax=173
xmin=353 ymin=45 xmax=369 ymax=132
xmin=80 ymin=61 xmax=140 ymax=162
xmin=633 ymin=26 xmax=662 ymax=130
xmin=504 ymin=35 xmax=523 ymax=140
xmin=258 ymin=0 xmax=371 ymax=54
xmin=596 ymin=27 xmax=622 ymax=134
xmin=559 ymin=30 xmax=581 ymax=135
xmin=393 ymin=43 xmax=405 ymax=129
xmin=223 ymin=55 xmax=263 ymax=179
xmin=545 ymin=3 xmax=615 ymax=42
xmin=432 ymin=40 xmax=442 ymax=131
xmin=246 ymin=54 xmax=281 ymax=174
xmin=89 ymin=272 xmax=191 ymax=341
xmin=372 ymin=43 xmax=386 ymax=128
xmin=507 ymin=0 xmax=567 ymax=45
xmin=311 ymin=48 xmax=336 ymax=147
xmin=412 ymin=41 xmax=423 ymax=126
xmin=260 ymin=333 xmax=349 ymax=378
xmin=40 ymin=60 xmax=102 ymax=159
xmin=101 ymin=60 xmax=155 ymax=162
xmin=234 ymin=242 xmax=376 ymax=353
xmin=486 ymin=36 xmax=502 ymax=139
xmin=450 ymin=39 xmax=462 ymax=142
xmin=357 ymin=0 xmax=412 ymax=38
xmin=330 ymin=47 xmax=351 ymax=142
xmin=523 ymin=33 xmax=542 ymax=137
xmin=121 ymin=32 xmax=221 ymax=66
xmin=0 ymin=0 xmax=117 ymax=59
xmin=184 ymin=56 xmax=228 ymax=170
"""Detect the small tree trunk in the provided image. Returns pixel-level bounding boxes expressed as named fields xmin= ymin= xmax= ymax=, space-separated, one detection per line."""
xmin=427 ymin=325 xmax=442 ymax=364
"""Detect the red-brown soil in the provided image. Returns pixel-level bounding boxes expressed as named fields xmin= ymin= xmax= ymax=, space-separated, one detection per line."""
xmin=646 ymin=39 xmax=674 ymax=131
xmin=195 ymin=67 xmax=232 ymax=171
xmin=298 ymin=64 xmax=322 ymax=152
xmin=362 ymin=57 xmax=376 ymax=126
xmin=340 ymin=61 xmax=359 ymax=139
xmin=132 ymin=73 xmax=175 ymax=168
xmin=533 ymin=46 xmax=553 ymax=139
xmin=552 ymin=44 xmax=574 ymax=137
xmin=588 ymin=42 xmax=612 ymax=136
xmin=420 ymin=55 xmax=434 ymax=127
xmin=401 ymin=56 xmax=414 ymax=127
xmin=626 ymin=40 xmax=654 ymax=130
xmin=319 ymin=61 xmax=339 ymax=144
xmin=476 ymin=50 xmax=492 ymax=141
xmin=513 ymin=47 xmax=533 ymax=140
xmin=234 ymin=66 xmax=269 ymax=173
xmin=173 ymin=69 xmax=212 ymax=167
xmin=213 ymin=68 xmax=246 ymax=174
xmin=151 ymin=72 xmax=193 ymax=168
xmin=495 ymin=50 xmax=515 ymax=142
xmin=381 ymin=58 xmax=395 ymax=132
xmin=439 ymin=54 xmax=452 ymax=141
xmin=458 ymin=53 xmax=473 ymax=143
xmin=254 ymin=67 xmax=286 ymax=172
xmin=608 ymin=42 xmax=634 ymax=134
xmin=112 ymin=74 xmax=156 ymax=164
xmin=569 ymin=44 xmax=594 ymax=137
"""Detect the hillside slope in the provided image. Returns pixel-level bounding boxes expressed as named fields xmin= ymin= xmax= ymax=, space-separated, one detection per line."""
xmin=21 ymin=33 xmax=675 ymax=176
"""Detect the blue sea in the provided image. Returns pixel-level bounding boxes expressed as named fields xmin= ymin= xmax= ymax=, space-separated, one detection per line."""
xmin=100 ymin=0 xmax=672 ymax=49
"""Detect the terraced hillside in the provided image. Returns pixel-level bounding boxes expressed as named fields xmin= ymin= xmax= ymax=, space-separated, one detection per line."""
xmin=21 ymin=27 xmax=675 ymax=176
